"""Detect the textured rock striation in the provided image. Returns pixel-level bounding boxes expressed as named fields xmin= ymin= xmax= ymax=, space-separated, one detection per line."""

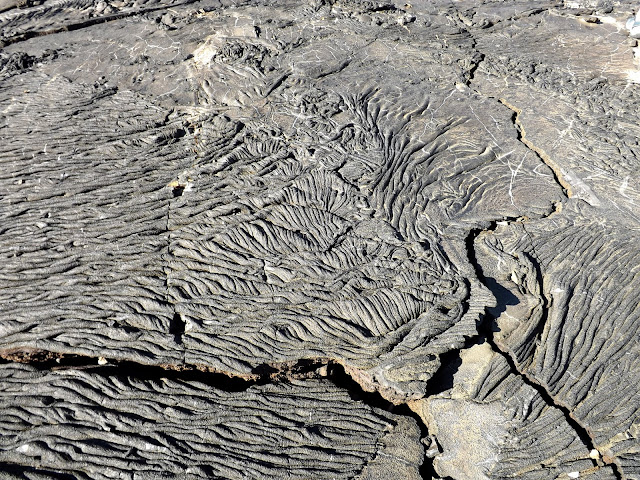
xmin=0 ymin=363 xmax=423 ymax=479
xmin=1 ymin=0 xmax=640 ymax=478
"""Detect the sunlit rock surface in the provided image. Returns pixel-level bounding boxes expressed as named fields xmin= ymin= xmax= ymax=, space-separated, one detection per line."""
xmin=1 ymin=0 xmax=639 ymax=478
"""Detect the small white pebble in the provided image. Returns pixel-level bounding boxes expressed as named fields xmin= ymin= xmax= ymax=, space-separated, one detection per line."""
xmin=589 ymin=449 xmax=600 ymax=459
xmin=98 ymin=357 xmax=108 ymax=365
xmin=568 ymin=472 xmax=580 ymax=479
xmin=16 ymin=445 xmax=29 ymax=453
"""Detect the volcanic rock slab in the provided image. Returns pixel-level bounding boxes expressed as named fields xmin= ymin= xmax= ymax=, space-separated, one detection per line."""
xmin=0 ymin=0 xmax=563 ymax=401
xmin=1 ymin=0 xmax=640 ymax=478
xmin=469 ymin=3 xmax=640 ymax=477
xmin=0 ymin=363 xmax=423 ymax=479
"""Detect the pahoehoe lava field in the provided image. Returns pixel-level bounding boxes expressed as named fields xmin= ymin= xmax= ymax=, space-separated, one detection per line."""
xmin=1 ymin=0 xmax=640 ymax=478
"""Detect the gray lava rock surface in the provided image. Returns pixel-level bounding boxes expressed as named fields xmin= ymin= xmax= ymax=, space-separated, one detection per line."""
xmin=0 ymin=363 xmax=423 ymax=479
xmin=1 ymin=0 xmax=639 ymax=478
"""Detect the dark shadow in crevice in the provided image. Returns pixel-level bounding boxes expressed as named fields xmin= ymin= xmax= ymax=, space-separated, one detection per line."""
xmin=0 ymin=351 xmax=332 ymax=393
xmin=0 ymin=462 xmax=77 ymax=479
xmin=0 ymin=351 xmax=258 ymax=392
xmin=424 ymin=348 xmax=462 ymax=396
xmin=251 ymin=358 xmax=327 ymax=380
xmin=171 ymin=184 xmax=185 ymax=197
xmin=483 ymin=275 xmax=519 ymax=318
xmin=169 ymin=312 xmax=186 ymax=343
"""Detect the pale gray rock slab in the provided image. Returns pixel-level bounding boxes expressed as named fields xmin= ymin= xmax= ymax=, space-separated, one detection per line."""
xmin=162 ymin=0 xmax=562 ymax=400
xmin=411 ymin=343 xmax=618 ymax=480
xmin=472 ymin=6 xmax=640 ymax=219
xmin=0 ymin=0 xmax=232 ymax=46
xmin=0 ymin=71 xmax=194 ymax=365
xmin=0 ymin=363 xmax=423 ymax=479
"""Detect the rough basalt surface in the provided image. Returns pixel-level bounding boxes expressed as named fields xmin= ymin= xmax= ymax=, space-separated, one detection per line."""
xmin=0 ymin=363 xmax=423 ymax=479
xmin=1 ymin=0 xmax=639 ymax=478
